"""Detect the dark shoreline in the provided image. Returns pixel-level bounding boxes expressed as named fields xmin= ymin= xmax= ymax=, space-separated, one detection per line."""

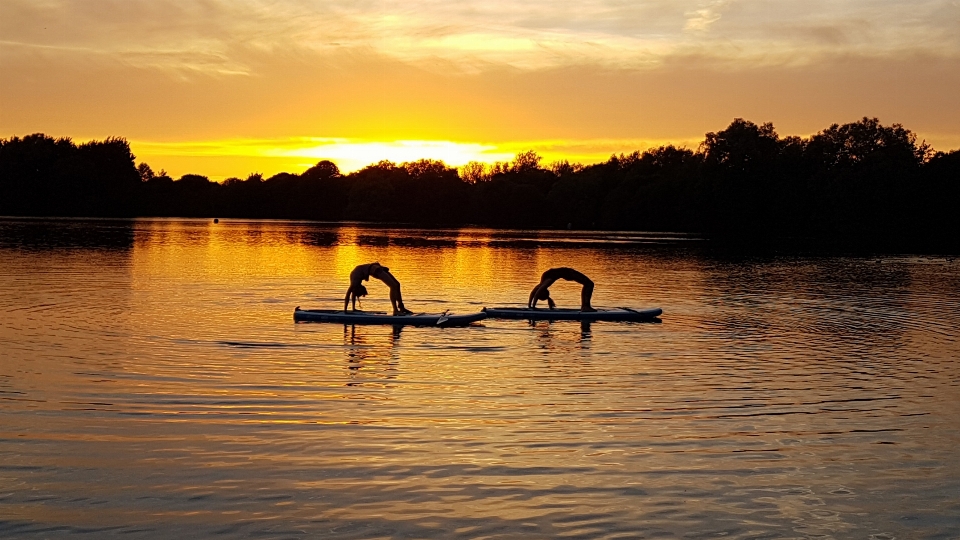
xmin=3 ymin=117 xmax=958 ymax=253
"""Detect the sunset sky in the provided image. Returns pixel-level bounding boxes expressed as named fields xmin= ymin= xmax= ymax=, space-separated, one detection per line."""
xmin=2 ymin=0 xmax=959 ymax=179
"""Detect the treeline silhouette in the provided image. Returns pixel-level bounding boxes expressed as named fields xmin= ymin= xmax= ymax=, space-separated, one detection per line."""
xmin=1 ymin=117 xmax=958 ymax=250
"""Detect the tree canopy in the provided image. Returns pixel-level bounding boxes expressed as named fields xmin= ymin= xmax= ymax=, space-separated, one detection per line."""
xmin=1 ymin=117 xmax=957 ymax=251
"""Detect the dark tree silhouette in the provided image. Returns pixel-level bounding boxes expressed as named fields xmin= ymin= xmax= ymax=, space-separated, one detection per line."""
xmin=2 ymin=118 xmax=958 ymax=251
xmin=0 ymin=134 xmax=139 ymax=217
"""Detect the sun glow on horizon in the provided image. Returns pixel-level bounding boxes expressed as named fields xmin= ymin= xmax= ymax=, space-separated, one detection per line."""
xmin=130 ymin=137 xmax=697 ymax=180
xmin=4 ymin=0 xmax=959 ymax=173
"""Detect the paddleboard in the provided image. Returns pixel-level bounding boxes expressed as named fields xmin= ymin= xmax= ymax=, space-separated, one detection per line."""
xmin=482 ymin=306 xmax=662 ymax=321
xmin=293 ymin=307 xmax=487 ymax=327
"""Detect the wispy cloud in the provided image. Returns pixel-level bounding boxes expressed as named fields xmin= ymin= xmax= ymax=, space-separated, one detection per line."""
xmin=684 ymin=0 xmax=730 ymax=32
xmin=4 ymin=0 xmax=959 ymax=174
xmin=2 ymin=0 xmax=959 ymax=75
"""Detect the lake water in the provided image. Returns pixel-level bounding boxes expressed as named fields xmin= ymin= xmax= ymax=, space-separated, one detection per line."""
xmin=1 ymin=218 xmax=958 ymax=539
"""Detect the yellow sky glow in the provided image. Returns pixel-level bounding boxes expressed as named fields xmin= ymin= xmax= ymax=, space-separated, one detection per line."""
xmin=2 ymin=0 xmax=959 ymax=179
xmin=131 ymin=138 xmax=698 ymax=180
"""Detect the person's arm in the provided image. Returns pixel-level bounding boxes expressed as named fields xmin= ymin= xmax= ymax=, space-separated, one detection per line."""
xmin=344 ymin=265 xmax=364 ymax=312
xmin=528 ymin=285 xmax=541 ymax=308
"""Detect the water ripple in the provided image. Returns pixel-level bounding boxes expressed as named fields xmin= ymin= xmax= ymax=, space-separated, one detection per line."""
xmin=0 ymin=219 xmax=958 ymax=538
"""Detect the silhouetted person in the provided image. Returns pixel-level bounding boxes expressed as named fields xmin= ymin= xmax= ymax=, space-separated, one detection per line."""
xmin=344 ymin=262 xmax=413 ymax=315
xmin=528 ymin=267 xmax=596 ymax=311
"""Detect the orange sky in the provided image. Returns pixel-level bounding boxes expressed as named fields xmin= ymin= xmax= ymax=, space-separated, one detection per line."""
xmin=2 ymin=0 xmax=959 ymax=179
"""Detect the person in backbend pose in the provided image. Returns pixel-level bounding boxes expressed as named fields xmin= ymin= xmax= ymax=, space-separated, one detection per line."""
xmin=528 ymin=267 xmax=596 ymax=312
xmin=344 ymin=262 xmax=413 ymax=315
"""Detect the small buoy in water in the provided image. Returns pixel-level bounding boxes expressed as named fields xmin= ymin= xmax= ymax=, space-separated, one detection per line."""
xmin=213 ymin=218 xmax=219 ymax=223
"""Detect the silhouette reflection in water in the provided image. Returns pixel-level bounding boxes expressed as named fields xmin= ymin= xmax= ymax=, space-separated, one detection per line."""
xmin=532 ymin=320 xmax=592 ymax=352
xmin=343 ymin=324 xmax=401 ymax=387
xmin=0 ymin=218 xmax=135 ymax=251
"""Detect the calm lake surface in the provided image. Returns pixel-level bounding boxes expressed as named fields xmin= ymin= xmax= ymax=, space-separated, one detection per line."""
xmin=1 ymin=218 xmax=958 ymax=539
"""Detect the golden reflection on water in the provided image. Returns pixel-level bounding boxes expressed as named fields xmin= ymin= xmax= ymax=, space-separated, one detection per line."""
xmin=129 ymin=220 xmax=673 ymax=316
xmin=1 ymin=219 xmax=959 ymax=539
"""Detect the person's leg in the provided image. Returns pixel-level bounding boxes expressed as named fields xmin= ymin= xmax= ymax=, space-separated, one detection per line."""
xmin=580 ymin=280 xmax=596 ymax=311
xmin=390 ymin=283 xmax=410 ymax=314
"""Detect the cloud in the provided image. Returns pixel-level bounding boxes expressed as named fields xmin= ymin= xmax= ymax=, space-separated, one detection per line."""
xmin=2 ymin=0 xmax=959 ymax=76
xmin=684 ymin=0 xmax=730 ymax=32
xmin=2 ymin=0 xmax=959 ymax=177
